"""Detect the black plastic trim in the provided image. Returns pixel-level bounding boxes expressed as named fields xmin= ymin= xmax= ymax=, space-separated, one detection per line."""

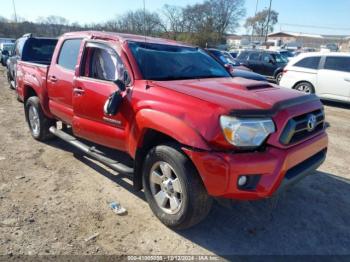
xmin=229 ymin=95 xmax=321 ymax=118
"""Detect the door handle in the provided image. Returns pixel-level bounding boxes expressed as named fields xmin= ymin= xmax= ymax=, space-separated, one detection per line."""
xmin=49 ymin=75 xmax=58 ymax=83
xmin=73 ymin=87 xmax=85 ymax=95
xmin=344 ymin=78 xmax=350 ymax=82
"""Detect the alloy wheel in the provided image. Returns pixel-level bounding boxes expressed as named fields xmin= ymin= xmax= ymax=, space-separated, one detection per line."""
xmin=149 ymin=161 xmax=183 ymax=215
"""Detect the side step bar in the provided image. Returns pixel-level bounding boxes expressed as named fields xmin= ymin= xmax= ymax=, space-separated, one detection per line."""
xmin=49 ymin=127 xmax=134 ymax=175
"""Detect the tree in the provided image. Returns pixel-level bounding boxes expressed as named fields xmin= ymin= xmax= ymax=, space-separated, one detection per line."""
xmin=245 ymin=9 xmax=278 ymax=37
xmin=106 ymin=9 xmax=164 ymax=36
xmin=162 ymin=0 xmax=246 ymax=47
xmin=162 ymin=5 xmax=186 ymax=40
xmin=38 ymin=15 xmax=69 ymax=36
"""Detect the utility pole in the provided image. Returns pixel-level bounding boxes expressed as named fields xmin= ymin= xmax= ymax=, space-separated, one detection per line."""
xmin=12 ymin=0 xmax=17 ymax=23
xmin=265 ymin=0 xmax=272 ymax=43
xmin=251 ymin=0 xmax=259 ymax=43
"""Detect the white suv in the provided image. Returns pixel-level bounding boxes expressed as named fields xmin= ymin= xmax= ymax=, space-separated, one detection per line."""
xmin=280 ymin=52 xmax=350 ymax=103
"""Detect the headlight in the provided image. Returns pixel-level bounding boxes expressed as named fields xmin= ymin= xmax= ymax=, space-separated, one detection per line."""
xmin=220 ymin=116 xmax=275 ymax=148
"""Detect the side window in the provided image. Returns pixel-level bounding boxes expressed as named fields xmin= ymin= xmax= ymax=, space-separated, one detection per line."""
xmin=324 ymin=56 xmax=350 ymax=73
xmin=57 ymin=39 xmax=82 ymax=71
xmin=294 ymin=57 xmax=320 ymax=69
xmin=81 ymin=45 xmax=126 ymax=82
xmin=237 ymin=52 xmax=248 ymax=60
xmin=261 ymin=54 xmax=272 ymax=63
xmin=248 ymin=52 xmax=260 ymax=61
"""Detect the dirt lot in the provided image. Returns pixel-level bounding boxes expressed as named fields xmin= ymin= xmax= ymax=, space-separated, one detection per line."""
xmin=0 ymin=66 xmax=350 ymax=258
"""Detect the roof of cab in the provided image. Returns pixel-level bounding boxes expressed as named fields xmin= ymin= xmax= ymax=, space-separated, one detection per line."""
xmin=61 ymin=31 xmax=193 ymax=47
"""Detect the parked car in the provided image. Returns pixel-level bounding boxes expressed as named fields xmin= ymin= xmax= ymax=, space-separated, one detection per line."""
xmin=206 ymin=48 xmax=267 ymax=81
xmin=236 ymin=50 xmax=288 ymax=84
xmin=16 ymin=31 xmax=328 ymax=229
xmin=229 ymin=51 xmax=239 ymax=58
xmin=0 ymin=43 xmax=14 ymax=66
xmin=6 ymin=33 xmax=57 ymax=89
xmin=280 ymin=52 xmax=350 ymax=103
xmin=279 ymin=50 xmax=295 ymax=61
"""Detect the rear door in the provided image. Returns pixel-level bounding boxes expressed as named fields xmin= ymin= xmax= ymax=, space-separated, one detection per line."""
xmin=72 ymin=41 xmax=131 ymax=151
xmin=260 ymin=53 xmax=276 ymax=77
xmin=317 ymin=56 xmax=350 ymax=101
xmin=47 ymin=38 xmax=83 ymax=124
xmin=246 ymin=52 xmax=262 ymax=73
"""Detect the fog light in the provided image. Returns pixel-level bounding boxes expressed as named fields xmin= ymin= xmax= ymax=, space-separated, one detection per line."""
xmin=238 ymin=176 xmax=248 ymax=187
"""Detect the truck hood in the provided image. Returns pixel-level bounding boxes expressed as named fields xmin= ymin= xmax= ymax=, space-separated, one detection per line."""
xmin=151 ymin=77 xmax=307 ymax=112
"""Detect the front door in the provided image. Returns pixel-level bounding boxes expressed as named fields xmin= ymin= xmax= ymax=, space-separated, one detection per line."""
xmin=317 ymin=56 xmax=350 ymax=101
xmin=72 ymin=41 xmax=131 ymax=151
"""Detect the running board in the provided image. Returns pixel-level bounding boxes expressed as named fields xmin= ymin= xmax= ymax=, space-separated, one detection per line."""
xmin=49 ymin=127 xmax=134 ymax=175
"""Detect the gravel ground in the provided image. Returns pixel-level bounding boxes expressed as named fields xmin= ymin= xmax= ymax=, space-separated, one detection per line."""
xmin=0 ymin=66 xmax=350 ymax=258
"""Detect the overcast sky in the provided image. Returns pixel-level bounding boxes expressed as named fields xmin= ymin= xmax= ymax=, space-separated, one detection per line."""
xmin=2 ymin=0 xmax=350 ymax=35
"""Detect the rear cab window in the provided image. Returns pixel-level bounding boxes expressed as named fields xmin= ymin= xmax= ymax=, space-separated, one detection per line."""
xmin=22 ymin=38 xmax=58 ymax=64
xmin=324 ymin=56 xmax=350 ymax=73
xmin=57 ymin=39 xmax=83 ymax=71
xmin=294 ymin=56 xmax=321 ymax=69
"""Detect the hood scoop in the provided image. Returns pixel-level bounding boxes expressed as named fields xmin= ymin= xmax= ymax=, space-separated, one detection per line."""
xmin=246 ymin=83 xmax=275 ymax=91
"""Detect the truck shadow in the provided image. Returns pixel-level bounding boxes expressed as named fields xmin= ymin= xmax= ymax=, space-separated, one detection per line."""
xmin=178 ymin=171 xmax=350 ymax=255
xmin=46 ymin=139 xmax=350 ymax=255
xmin=322 ymin=100 xmax=350 ymax=110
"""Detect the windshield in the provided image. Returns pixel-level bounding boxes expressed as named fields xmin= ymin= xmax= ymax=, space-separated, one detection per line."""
xmin=272 ymin=53 xmax=288 ymax=63
xmin=280 ymin=51 xmax=294 ymax=58
xmin=128 ymin=42 xmax=230 ymax=81
xmin=2 ymin=45 xmax=14 ymax=51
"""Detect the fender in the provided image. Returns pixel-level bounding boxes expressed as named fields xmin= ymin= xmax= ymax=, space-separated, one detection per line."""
xmin=22 ymin=83 xmax=53 ymax=118
xmin=274 ymin=67 xmax=285 ymax=78
xmin=129 ymin=109 xmax=211 ymax=157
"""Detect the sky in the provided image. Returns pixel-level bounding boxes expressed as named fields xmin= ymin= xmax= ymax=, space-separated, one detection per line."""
xmin=2 ymin=0 xmax=350 ymax=36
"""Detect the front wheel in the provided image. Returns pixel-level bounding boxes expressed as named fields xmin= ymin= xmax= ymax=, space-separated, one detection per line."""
xmin=25 ymin=97 xmax=56 ymax=141
xmin=276 ymin=72 xmax=283 ymax=84
xmin=143 ymin=143 xmax=212 ymax=230
xmin=294 ymin=82 xmax=315 ymax=94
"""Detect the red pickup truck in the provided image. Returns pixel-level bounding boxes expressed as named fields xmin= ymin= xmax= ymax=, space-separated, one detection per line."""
xmin=16 ymin=31 xmax=328 ymax=229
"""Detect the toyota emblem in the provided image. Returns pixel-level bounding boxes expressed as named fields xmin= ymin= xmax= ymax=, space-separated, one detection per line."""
xmin=307 ymin=114 xmax=317 ymax=132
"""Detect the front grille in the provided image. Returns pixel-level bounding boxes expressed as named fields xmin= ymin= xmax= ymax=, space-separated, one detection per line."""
xmin=280 ymin=109 xmax=325 ymax=145
xmin=285 ymin=149 xmax=327 ymax=180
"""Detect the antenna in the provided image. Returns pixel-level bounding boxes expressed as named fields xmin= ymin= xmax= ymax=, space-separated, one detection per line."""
xmin=12 ymin=0 xmax=18 ymax=23
xmin=143 ymin=0 xmax=147 ymax=42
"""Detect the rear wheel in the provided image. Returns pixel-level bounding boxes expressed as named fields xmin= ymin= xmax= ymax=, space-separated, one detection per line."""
xmin=143 ymin=143 xmax=212 ymax=230
xmin=294 ymin=82 xmax=315 ymax=94
xmin=25 ymin=96 xmax=56 ymax=141
xmin=7 ymin=70 xmax=15 ymax=90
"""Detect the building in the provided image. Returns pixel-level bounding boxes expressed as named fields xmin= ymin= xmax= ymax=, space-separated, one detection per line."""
xmin=267 ymin=31 xmax=349 ymax=50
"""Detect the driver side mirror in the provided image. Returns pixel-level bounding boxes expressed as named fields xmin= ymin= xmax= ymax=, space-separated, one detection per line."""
xmin=269 ymin=58 xmax=276 ymax=65
xmin=104 ymin=91 xmax=123 ymax=116
xmin=103 ymin=80 xmax=126 ymax=116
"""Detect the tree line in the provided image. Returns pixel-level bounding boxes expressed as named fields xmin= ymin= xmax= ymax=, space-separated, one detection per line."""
xmin=0 ymin=0 xmax=278 ymax=47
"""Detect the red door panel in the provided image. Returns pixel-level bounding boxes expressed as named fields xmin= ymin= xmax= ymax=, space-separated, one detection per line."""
xmin=72 ymin=77 xmax=131 ymax=151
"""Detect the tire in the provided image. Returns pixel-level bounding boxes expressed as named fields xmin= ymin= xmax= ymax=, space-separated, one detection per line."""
xmin=7 ymin=70 xmax=15 ymax=90
xmin=142 ymin=143 xmax=212 ymax=230
xmin=294 ymin=82 xmax=315 ymax=94
xmin=275 ymin=72 xmax=283 ymax=84
xmin=25 ymin=96 xmax=56 ymax=141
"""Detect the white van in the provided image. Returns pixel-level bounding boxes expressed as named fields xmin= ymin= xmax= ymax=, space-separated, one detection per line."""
xmin=280 ymin=52 xmax=350 ymax=103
